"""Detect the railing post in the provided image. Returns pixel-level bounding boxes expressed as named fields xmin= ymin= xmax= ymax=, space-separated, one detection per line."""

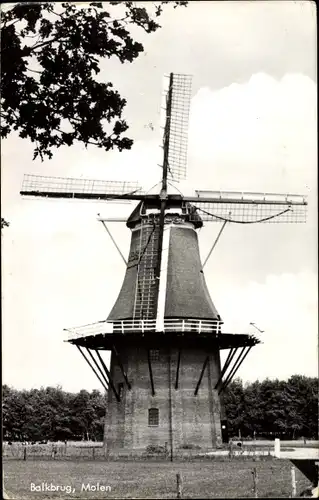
xmin=182 ymin=320 xmax=185 ymax=332
xmin=199 ymin=320 xmax=202 ymax=333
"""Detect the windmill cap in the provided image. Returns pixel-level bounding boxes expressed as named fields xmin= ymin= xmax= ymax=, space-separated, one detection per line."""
xmin=126 ymin=200 xmax=203 ymax=229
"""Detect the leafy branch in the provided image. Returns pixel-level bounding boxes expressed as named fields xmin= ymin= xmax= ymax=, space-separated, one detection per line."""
xmin=1 ymin=1 xmax=187 ymax=160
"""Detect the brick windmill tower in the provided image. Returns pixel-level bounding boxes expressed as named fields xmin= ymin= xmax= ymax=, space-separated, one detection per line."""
xmin=21 ymin=73 xmax=307 ymax=457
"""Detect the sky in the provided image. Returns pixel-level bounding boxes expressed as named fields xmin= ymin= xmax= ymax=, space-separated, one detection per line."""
xmin=1 ymin=1 xmax=317 ymax=392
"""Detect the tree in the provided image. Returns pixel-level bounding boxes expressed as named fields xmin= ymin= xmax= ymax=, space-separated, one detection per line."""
xmin=70 ymin=389 xmax=106 ymax=441
xmin=284 ymin=375 xmax=318 ymax=439
xmin=1 ymin=218 xmax=10 ymax=229
xmin=1 ymin=2 xmax=187 ymax=160
xmin=2 ymin=385 xmax=29 ymax=441
xmin=222 ymin=378 xmax=245 ymax=437
xmin=241 ymin=380 xmax=264 ymax=437
xmin=224 ymin=376 xmax=318 ymax=439
xmin=2 ymin=378 xmax=317 ymax=442
xmin=2 ymin=384 xmax=107 ymax=442
xmin=258 ymin=378 xmax=289 ymax=436
xmin=89 ymin=389 xmax=107 ymax=441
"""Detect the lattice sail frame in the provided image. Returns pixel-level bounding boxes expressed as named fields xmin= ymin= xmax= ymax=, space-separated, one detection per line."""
xmin=21 ymin=174 xmax=144 ymax=197
xmin=186 ymin=191 xmax=308 ymax=223
xmin=162 ymin=73 xmax=192 ymax=182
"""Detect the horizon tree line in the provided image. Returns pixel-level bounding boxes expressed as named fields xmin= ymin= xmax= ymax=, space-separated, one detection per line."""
xmin=2 ymin=375 xmax=318 ymax=443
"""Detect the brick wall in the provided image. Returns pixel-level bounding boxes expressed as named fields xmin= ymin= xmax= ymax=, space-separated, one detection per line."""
xmin=104 ymin=345 xmax=222 ymax=452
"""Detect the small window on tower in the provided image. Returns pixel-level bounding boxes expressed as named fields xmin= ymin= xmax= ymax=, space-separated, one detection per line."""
xmin=148 ymin=408 xmax=159 ymax=426
xmin=149 ymin=349 xmax=160 ymax=361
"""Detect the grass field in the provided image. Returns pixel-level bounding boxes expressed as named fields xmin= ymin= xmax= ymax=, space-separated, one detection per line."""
xmin=3 ymin=458 xmax=312 ymax=499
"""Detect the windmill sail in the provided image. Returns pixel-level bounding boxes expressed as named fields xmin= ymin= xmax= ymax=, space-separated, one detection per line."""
xmin=162 ymin=73 xmax=192 ymax=182
xmin=20 ymin=174 xmax=144 ymax=200
xmin=182 ymin=190 xmax=307 ymax=223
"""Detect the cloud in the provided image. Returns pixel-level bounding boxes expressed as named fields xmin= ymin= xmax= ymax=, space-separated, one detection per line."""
xmin=135 ymin=1 xmax=316 ymax=94
xmin=187 ymin=72 xmax=316 ymax=193
xmin=219 ymin=271 xmax=318 ymax=381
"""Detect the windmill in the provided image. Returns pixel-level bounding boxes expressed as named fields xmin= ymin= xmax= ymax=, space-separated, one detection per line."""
xmin=20 ymin=73 xmax=307 ymax=457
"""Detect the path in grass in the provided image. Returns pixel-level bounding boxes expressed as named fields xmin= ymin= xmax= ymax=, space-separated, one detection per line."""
xmin=3 ymin=458 xmax=311 ymax=499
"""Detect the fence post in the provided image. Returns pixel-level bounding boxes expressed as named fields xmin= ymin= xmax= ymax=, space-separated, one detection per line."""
xmin=23 ymin=446 xmax=27 ymax=461
xmin=291 ymin=466 xmax=297 ymax=498
xmin=251 ymin=467 xmax=258 ymax=498
xmin=176 ymin=473 xmax=183 ymax=499
xmin=274 ymin=438 xmax=280 ymax=458
xmin=92 ymin=446 xmax=95 ymax=460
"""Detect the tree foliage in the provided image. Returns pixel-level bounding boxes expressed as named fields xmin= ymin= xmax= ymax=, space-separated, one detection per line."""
xmin=1 ymin=218 xmax=10 ymax=229
xmin=2 ymin=385 xmax=106 ymax=442
xmin=1 ymin=1 xmax=187 ymax=160
xmin=223 ymin=376 xmax=318 ymax=439
xmin=2 ymin=376 xmax=318 ymax=442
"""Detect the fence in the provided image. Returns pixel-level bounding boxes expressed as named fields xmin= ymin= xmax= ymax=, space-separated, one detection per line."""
xmin=3 ymin=443 xmax=315 ymax=498
xmin=2 ymin=441 xmax=278 ymax=461
xmin=3 ymin=442 xmax=106 ymax=460
xmin=3 ymin=455 xmax=312 ymax=499
xmin=227 ymin=442 xmax=273 ymax=457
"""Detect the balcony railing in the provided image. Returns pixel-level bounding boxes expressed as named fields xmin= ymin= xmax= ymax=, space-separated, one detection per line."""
xmin=65 ymin=318 xmax=222 ymax=340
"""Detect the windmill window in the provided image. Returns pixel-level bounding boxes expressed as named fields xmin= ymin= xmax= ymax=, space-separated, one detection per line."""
xmin=149 ymin=349 xmax=160 ymax=361
xmin=148 ymin=408 xmax=159 ymax=426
